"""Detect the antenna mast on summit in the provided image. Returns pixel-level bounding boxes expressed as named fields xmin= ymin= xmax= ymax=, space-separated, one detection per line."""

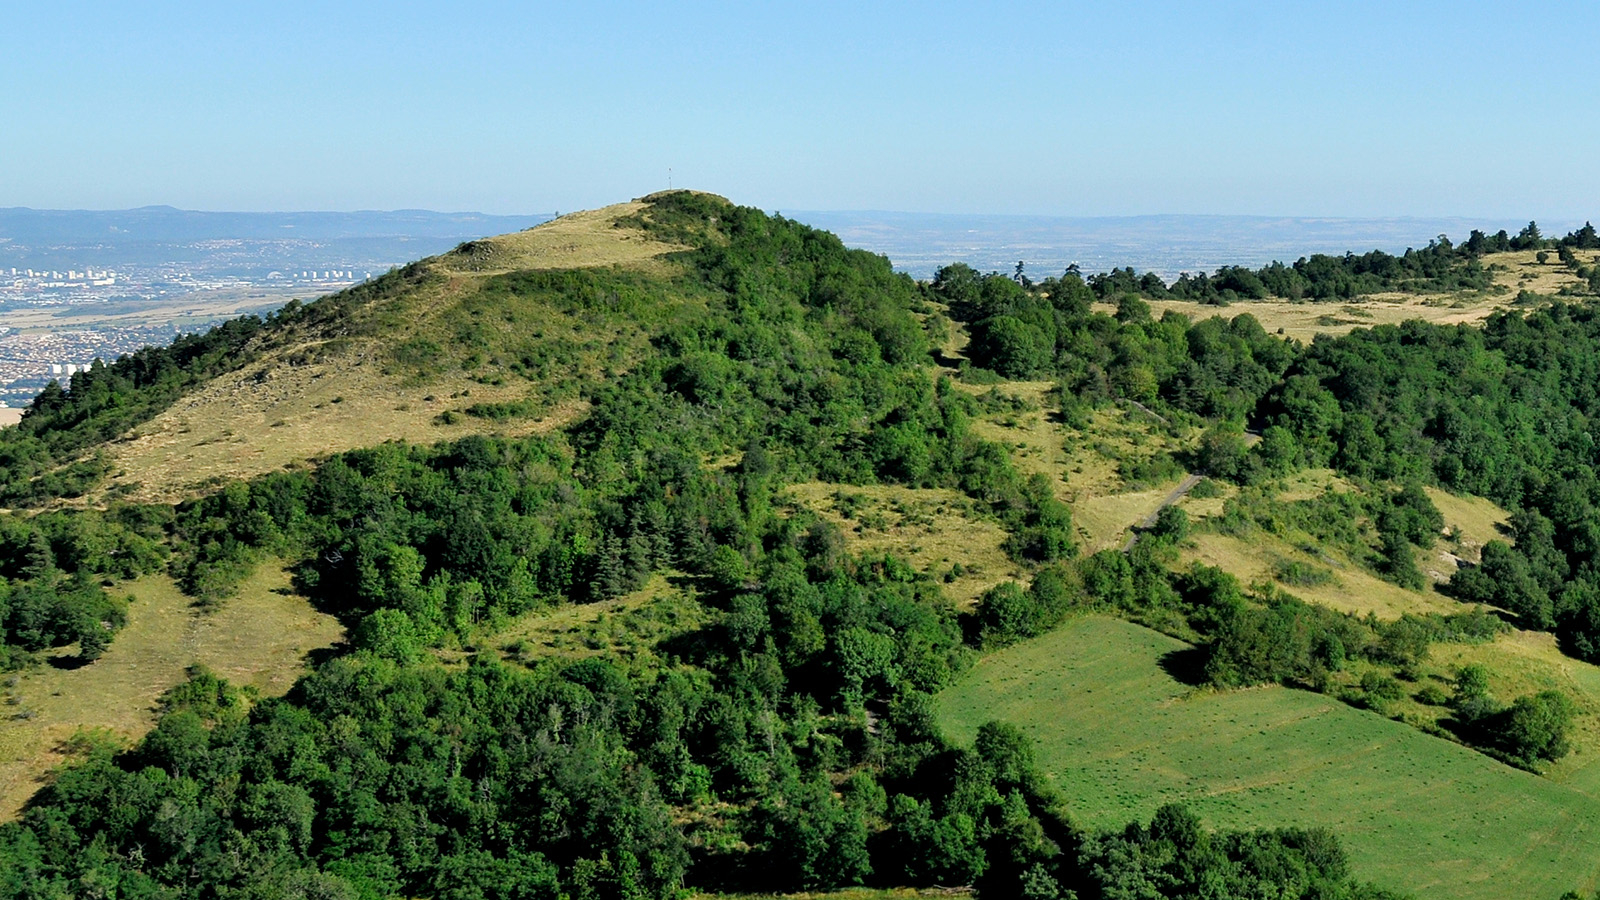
xmin=669 ymin=168 xmax=673 ymax=190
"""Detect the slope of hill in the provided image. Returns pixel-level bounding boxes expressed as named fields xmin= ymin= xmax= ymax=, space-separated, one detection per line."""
xmin=4 ymin=193 xmax=1600 ymax=898
xmin=94 ymin=201 xmax=689 ymax=504
xmin=936 ymin=616 xmax=1600 ymax=900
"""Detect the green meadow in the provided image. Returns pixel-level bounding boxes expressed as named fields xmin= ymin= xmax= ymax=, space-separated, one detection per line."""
xmin=936 ymin=615 xmax=1600 ymax=900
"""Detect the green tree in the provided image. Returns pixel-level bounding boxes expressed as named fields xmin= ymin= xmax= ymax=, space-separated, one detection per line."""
xmin=1502 ymin=690 xmax=1575 ymax=764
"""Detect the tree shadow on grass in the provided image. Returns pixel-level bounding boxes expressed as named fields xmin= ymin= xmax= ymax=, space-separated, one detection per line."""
xmin=46 ymin=654 xmax=93 ymax=671
xmin=1157 ymin=646 xmax=1210 ymax=687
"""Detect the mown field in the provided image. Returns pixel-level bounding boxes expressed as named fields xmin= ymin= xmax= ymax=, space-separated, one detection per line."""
xmin=936 ymin=615 xmax=1600 ymax=900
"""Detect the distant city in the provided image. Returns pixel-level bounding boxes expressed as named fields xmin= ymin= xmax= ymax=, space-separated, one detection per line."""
xmin=0 ymin=206 xmax=554 ymax=407
xmin=0 ymin=262 xmax=377 ymax=408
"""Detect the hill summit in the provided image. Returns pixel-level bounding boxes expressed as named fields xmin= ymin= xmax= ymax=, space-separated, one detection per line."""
xmin=6 ymin=193 xmax=725 ymax=505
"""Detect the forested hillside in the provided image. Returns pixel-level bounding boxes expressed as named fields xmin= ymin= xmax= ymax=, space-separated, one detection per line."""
xmin=2 ymin=193 xmax=1600 ymax=898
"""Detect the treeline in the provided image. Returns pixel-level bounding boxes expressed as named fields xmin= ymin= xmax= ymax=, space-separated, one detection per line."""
xmin=7 ymin=192 xmax=1600 ymax=894
xmin=935 ymin=262 xmax=1295 ymax=421
xmin=1206 ymin=481 xmax=1445 ymax=591
xmin=0 ymin=658 xmax=1399 ymax=899
xmin=1080 ymin=219 xmax=1600 ymax=304
xmin=0 ymin=315 xmax=266 ymax=503
xmin=1252 ymin=306 xmax=1600 ymax=664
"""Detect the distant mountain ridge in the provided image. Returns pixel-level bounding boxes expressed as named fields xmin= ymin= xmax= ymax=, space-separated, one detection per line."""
xmin=0 ymin=206 xmax=554 ymax=244
xmin=0 ymin=206 xmax=558 ymax=271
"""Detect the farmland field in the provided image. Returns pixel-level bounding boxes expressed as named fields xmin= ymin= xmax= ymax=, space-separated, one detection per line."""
xmin=936 ymin=615 xmax=1600 ymax=900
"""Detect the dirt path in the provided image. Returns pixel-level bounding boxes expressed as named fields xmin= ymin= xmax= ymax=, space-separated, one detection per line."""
xmin=1121 ymin=473 xmax=1203 ymax=551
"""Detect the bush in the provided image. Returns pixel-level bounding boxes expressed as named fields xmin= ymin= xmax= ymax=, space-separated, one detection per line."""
xmin=1360 ymin=671 xmax=1405 ymax=701
xmin=1273 ymin=558 xmax=1334 ymax=587
xmin=1414 ymin=684 xmax=1450 ymax=706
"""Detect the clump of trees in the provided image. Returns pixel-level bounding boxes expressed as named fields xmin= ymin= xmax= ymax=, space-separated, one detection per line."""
xmin=1448 ymin=664 xmax=1576 ymax=768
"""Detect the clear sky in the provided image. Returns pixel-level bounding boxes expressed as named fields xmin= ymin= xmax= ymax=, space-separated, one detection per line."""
xmin=6 ymin=1 xmax=1599 ymax=218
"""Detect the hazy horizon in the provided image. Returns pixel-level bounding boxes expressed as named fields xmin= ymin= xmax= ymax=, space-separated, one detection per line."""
xmin=7 ymin=203 xmax=1579 ymax=281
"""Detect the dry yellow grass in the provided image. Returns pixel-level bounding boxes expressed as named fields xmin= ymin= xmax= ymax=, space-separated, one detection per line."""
xmin=1173 ymin=472 xmax=1514 ymax=596
xmin=1093 ymin=250 xmax=1598 ymax=343
xmin=1181 ymin=531 xmax=1460 ymax=620
xmin=1076 ymin=484 xmax=1185 ymax=553
xmin=1489 ymin=248 xmax=1600 ymax=296
xmin=1060 ymin=407 xmax=1196 ymax=550
xmin=85 ymin=200 xmax=696 ymax=505
xmin=1272 ymin=467 xmax=1356 ymax=502
xmin=1108 ymin=295 xmax=1506 ymax=344
xmin=1177 ymin=479 xmax=1236 ymax=520
xmin=963 ymin=381 xmax=1066 ymax=483
xmin=0 ymin=409 xmax=22 ymax=429
xmin=470 ymin=573 xmax=705 ymax=667
xmin=0 ymin=563 xmax=341 ymax=819
xmin=436 ymin=201 xmax=689 ymax=276
xmin=960 ymin=387 xmax=1196 ymax=553
xmin=783 ymin=482 xmax=1015 ymax=608
xmin=1426 ymin=487 xmax=1510 ymax=566
xmin=102 ymin=336 xmax=586 ymax=505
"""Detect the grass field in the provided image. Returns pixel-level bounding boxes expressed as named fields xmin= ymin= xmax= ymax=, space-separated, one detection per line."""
xmin=1425 ymin=486 xmax=1510 ymax=566
xmin=1170 ymin=473 xmax=1513 ymax=617
xmin=0 ymin=564 xmax=341 ymax=819
xmin=783 ymin=483 xmax=1016 ymax=608
xmin=438 ymin=200 xmax=689 ymax=276
xmin=1180 ymin=531 xmax=1461 ymax=620
xmin=1112 ymin=294 xmax=1512 ymax=344
xmin=470 ymin=572 xmax=710 ymax=668
xmin=957 ymin=385 xmax=1196 ymax=554
xmin=1432 ymin=631 xmax=1600 ymax=799
xmin=100 ymin=324 xmax=588 ymax=505
xmin=936 ymin=615 xmax=1600 ymax=900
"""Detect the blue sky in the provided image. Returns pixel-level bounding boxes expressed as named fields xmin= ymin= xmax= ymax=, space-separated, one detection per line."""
xmin=5 ymin=1 xmax=1598 ymax=217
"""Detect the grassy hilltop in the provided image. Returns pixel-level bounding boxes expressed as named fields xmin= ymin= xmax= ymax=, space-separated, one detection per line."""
xmin=1 ymin=194 xmax=1600 ymax=897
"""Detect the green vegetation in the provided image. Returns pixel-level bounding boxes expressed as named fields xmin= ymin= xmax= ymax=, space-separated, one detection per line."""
xmin=0 ymin=195 xmax=1109 ymax=900
xmin=5 ymin=194 xmax=1600 ymax=896
xmin=1084 ymin=220 xmax=1600 ymax=304
xmin=936 ymin=616 xmax=1600 ymax=900
xmin=0 ymin=507 xmax=169 ymax=663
